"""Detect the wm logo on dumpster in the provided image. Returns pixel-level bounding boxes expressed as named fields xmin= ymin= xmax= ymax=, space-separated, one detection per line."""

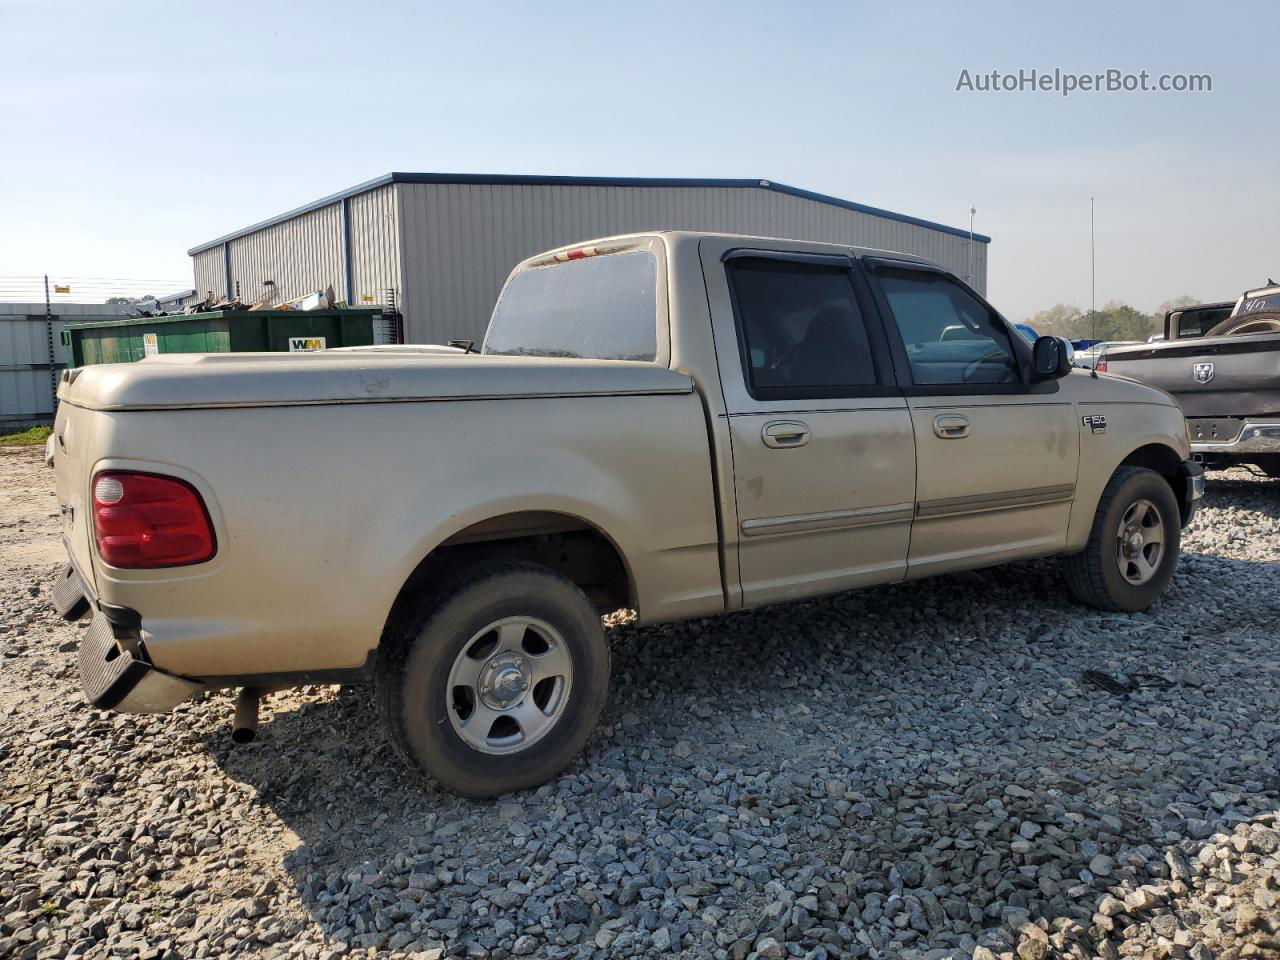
xmin=288 ymin=336 xmax=327 ymax=352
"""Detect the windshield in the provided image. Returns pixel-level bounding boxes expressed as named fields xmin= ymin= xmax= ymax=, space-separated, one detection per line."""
xmin=1231 ymin=291 xmax=1280 ymax=319
xmin=483 ymin=251 xmax=658 ymax=361
xmin=1206 ymin=291 xmax=1280 ymax=336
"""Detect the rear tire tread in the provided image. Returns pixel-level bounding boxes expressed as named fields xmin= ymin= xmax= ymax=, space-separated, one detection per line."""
xmin=375 ymin=560 xmax=609 ymax=797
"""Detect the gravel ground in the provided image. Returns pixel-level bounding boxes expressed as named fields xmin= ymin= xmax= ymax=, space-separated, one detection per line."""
xmin=2 ymin=446 xmax=1278 ymax=960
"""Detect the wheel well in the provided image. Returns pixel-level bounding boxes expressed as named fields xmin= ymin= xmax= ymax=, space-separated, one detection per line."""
xmin=1120 ymin=443 xmax=1189 ymax=522
xmin=380 ymin=512 xmax=633 ymax=643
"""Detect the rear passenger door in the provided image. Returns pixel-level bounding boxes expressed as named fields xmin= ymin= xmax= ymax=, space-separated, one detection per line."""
xmin=701 ymin=240 xmax=916 ymax=606
xmin=864 ymin=259 xmax=1079 ymax=577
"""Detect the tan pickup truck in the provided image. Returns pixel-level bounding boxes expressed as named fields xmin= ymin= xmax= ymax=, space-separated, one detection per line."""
xmin=49 ymin=232 xmax=1203 ymax=796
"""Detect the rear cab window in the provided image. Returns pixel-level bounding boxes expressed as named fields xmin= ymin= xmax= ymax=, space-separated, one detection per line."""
xmin=483 ymin=248 xmax=659 ymax=361
xmin=1177 ymin=307 xmax=1231 ymax=338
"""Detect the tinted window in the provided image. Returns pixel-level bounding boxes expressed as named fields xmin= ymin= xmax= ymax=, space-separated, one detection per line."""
xmin=727 ymin=258 xmax=879 ymax=397
xmin=1177 ymin=306 xmax=1231 ymax=338
xmin=483 ymin=251 xmax=658 ymax=361
xmin=877 ymin=269 xmax=1019 ymax=385
xmin=1236 ymin=292 xmax=1280 ymax=318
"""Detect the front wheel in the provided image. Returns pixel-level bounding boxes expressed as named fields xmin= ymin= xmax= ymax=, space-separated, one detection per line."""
xmin=1062 ymin=466 xmax=1181 ymax=612
xmin=377 ymin=561 xmax=610 ymax=797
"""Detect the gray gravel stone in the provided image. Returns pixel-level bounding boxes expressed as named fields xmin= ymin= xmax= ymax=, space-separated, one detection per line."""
xmin=3 ymin=453 xmax=1279 ymax=959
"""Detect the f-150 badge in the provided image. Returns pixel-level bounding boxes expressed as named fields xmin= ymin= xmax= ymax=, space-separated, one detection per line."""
xmin=1082 ymin=415 xmax=1107 ymax=434
xmin=1193 ymin=362 xmax=1214 ymax=383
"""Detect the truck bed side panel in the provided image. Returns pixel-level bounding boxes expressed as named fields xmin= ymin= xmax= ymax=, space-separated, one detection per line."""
xmin=78 ymin=392 xmax=722 ymax=678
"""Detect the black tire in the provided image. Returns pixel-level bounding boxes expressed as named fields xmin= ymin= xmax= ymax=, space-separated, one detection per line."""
xmin=1062 ymin=466 xmax=1181 ymax=612
xmin=376 ymin=560 xmax=609 ymax=798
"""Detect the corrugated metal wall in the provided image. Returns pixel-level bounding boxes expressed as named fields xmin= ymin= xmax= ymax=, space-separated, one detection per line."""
xmin=0 ymin=303 xmax=132 ymax=425
xmin=190 ymin=179 xmax=987 ymax=346
xmin=227 ymin=203 xmax=345 ymax=308
xmin=348 ymin=184 xmax=401 ymax=308
xmin=192 ymin=246 xmax=224 ymax=301
xmin=395 ymin=182 xmax=988 ymax=343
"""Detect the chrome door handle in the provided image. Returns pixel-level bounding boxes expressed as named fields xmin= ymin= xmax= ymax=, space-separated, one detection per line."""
xmin=933 ymin=414 xmax=970 ymax=439
xmin=762 ymin=420 xmax=810 ymax=448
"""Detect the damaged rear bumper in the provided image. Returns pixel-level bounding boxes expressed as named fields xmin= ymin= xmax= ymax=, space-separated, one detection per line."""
xmin=52 ymin=562 xmax=202 ymax=713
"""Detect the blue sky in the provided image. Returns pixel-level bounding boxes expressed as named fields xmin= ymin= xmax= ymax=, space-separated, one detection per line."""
xmin=1 ymin=0 xmax=1274 ymax=320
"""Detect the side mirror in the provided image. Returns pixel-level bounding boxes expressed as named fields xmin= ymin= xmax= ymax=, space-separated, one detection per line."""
xmin=1032 ymin=335 xmax=1073 ymax=379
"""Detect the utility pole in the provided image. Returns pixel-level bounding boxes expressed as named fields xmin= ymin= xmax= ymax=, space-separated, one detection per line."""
xmin=967 ymin=206 xmax=976 ymax=285
xmin=1090 ymin=197 xmax=1096 ymax=340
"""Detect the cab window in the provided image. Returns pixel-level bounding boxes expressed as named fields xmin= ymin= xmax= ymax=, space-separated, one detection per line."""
xmin=726 ymin=257 xmax=881 ymax=399
xmin=484 ymin=251 xmax=658 ymax=361
xmin=876 ymin=268 xmax=1019 ymax=386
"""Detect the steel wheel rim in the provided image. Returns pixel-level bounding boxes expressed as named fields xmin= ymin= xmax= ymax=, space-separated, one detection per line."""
xmin=1116 ymin=497 xmax=1165 ymax=585
xmin=445 ymin=616 xmax=573 ymax=755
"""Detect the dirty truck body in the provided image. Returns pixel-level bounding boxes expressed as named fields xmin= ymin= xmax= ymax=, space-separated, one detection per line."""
xmin=1101 ymin=284 xmax=1280 ymax=474
xmin=51 ymin=231 xmax=1201 ymax=795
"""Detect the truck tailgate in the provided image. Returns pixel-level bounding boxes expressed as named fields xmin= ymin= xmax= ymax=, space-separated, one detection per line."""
xmin=1105 ymin=335 xmax=1280 ymax=417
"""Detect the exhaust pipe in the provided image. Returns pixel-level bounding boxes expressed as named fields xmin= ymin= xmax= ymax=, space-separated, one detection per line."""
xmin=231 ymin=687 xmax=265 ymax=744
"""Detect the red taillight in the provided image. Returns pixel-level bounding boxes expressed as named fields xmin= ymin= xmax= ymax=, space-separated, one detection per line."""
xmin=1095 ymin=359 xmax=1108 ymax=373
xmin=92 ymin=471 xmax=216 ymax=568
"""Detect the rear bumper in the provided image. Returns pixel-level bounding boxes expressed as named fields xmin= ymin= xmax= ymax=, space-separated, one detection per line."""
xmin=1189 ymin=419 xmax=1280 ymax=456
xmin=51 ymin=563 xmax=202 ymax=713
xmin=1179 ymin=459 xmax=1204 ymax=528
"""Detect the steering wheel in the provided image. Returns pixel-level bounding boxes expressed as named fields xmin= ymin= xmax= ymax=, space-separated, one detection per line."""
xmin=962 ymin=348 xmax=1014 ymax=383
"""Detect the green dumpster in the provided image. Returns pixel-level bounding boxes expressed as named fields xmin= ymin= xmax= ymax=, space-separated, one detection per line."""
xmin=61 ymin=308 xmax=389 ymax=366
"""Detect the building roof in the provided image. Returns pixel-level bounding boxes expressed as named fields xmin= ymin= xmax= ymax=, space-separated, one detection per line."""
xmin=188 ymin=173 xmax=992 ymax=256
xmin=155 ymin=288 xmax=196 ymax=304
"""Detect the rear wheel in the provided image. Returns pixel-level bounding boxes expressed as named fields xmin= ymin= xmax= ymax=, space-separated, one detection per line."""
xmin=1062 ymin=466 xmax=1181 ymax=612
xmin=377 ymin=561 xmax=610 ymax=797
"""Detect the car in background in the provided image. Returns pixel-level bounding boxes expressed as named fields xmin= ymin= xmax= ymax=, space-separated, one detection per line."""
xmin=1013 ymin=322 xmax=1039 ymax=342
xmin=1076 ymin=340 xmax=1140 ymax=370
xmin=1100 ymin=282 xmax=1280 ymax=475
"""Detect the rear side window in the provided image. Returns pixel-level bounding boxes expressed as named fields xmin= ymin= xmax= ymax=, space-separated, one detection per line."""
xmin=483 ymin=251 xmax=658 ymax=361
xmin=1177 ymin=307 xmax=1230 ymax=338
xmin=726 ymin=258 xmax=880 ymax=398
xmin=876 ymin=269 xmax=1020 ymax=386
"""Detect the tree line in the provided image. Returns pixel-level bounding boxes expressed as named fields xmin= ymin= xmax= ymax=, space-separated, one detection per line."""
xmin=1027 ymin=296 xmax=1205 ymax=342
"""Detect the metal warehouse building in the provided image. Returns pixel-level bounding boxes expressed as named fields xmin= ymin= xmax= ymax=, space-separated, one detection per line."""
xmin=1 ymin=302 xmax=132 ymax=426
xmin=189 ymin=173 xmax=991 ymax=345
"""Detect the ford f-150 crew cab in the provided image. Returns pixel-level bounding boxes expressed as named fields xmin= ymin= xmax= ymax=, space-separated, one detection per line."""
xmin=49 ymin=232 xmax=1203 ymax=796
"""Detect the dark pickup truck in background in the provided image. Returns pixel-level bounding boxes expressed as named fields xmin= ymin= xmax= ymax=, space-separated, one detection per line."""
xmin=1160 ymin=300 xmax=1234 ymax=342
xmin=1101 ymin=283 xmax=1280 ymax=475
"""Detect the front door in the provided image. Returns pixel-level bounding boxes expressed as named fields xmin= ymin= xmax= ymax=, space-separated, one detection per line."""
xmin=701 ymin=240 xmax=916 ymax=606
xmin=865 ymin=261 xmax=1079 ymax=577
